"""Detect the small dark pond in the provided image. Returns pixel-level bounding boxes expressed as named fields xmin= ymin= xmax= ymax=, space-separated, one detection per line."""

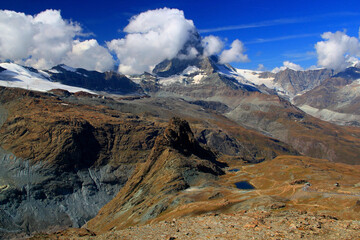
xmin=235 ymin=181 xmax=255 ymax=190
xmin=228 ymin=168 xmax=240 ymax=172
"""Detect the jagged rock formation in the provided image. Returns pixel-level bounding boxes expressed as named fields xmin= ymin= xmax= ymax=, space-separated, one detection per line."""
xmin=152 ymin=56 xmax=218 ymax=77
xmin=86 ymin=117 xmax=226 ymax=232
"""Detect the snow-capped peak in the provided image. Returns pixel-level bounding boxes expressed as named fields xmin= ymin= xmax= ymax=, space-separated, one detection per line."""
xmin=0 ymin=62 xmax=94 ymax=93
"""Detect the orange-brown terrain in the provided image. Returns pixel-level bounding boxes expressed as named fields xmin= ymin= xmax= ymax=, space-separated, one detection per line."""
xmin=1 ymin=85 xmax=360 ymax=239
xmin=31 ymin=155 xmax=360 ymax=239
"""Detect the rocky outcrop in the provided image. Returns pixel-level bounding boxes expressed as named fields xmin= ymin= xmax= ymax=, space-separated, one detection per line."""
xmin=86 ymin=117 xmax=226 ymax=232
xmin=152 ymin=56 xmax=218 ymax=77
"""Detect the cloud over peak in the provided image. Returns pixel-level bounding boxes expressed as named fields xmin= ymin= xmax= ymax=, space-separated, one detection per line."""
xmin=107 ymin=8 xmax=198 ymax=75
xmin=315 ymin=30 xmax=360 ymax=70
xmin=272 ymin=61 xmax=303 ymax=73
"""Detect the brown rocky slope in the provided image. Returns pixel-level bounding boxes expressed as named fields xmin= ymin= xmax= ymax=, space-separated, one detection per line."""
xmin=33 ymin=155 xmax=360 ymax=239
xmin=85 ymin=117 xmax=226 ymax=232
xmin=0 ymin=86 xmax=299 ymax=237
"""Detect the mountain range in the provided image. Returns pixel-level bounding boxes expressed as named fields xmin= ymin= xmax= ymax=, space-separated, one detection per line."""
xmin=1 ymin=54 xmax=360 ymax=238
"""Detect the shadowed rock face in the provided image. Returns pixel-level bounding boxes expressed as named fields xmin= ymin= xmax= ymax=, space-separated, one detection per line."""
xmin=160 ymin=117 xmax=222 ymax=164
xmin=0 ymin=150 xmax=133 ymax=238
xmin=0 ymin=87 xmax=163 ymax=237
xmin=33 ymin=154 xmax=360 ymax=240
xmin=47 ymin=65 xmax=144 ymax=94
xmin=152 ymin=56 xmax=218 ymax=77
xmin=86 ymin=117 xmax=226 ymax=232
xmin=272 ymin=68 xmax=334 ymax=97
xmin=333 ymin=67 xmax=360 ymax=80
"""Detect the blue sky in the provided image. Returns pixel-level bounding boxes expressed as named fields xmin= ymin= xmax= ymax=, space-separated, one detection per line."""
xmin=2 ymin=0 xmax=360 ymax=71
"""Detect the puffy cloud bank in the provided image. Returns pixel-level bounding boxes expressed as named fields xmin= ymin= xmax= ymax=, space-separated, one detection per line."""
xmin=64 ymin=40 xmax=115 ymax=71
xmin=315 ymin=30 xmax=360 ymax=70
xmin=202 ymin=35 xmax=224 ymax=56
xmin=201 ymin=36 xmax=249 ymax=64
xmin=0 ymin=8 xmax=250 ymax=74
xmin=269 ymin=29 xmax=360 ymax=73
xmin=107 ymin=8 xmax=198 ymax=74
xmin=0 ymin=9 xmax=114 ymax=71
xmin=272 ymin=61 xmax=303 ymax=73
xmin=219 ymin=39 xmax=249 ymax=64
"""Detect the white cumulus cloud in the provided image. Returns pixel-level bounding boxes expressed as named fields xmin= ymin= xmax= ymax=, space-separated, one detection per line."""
xmin=257 ymin=64 xmax=265 ymax=71
xmin=0 ymin=9 xmax=114 ymax=71
xmin=272 ymin=61 xmax=303 ymax=73
xmin=202 ymin=35 xmax=224 ymax=56
xmin=0 ymin=10 xmax=34 ymax=61
xmin=0 ymin=10 xmax=80 ymax=69
xmin=315 ymin=30 xmax=360 ymax=70
xmin=219 ymin=39 xmax=249 ymax=64
xmin=64 ymin=39 xmax=115 ymax=72
xmin=107 ymin=8 xmax=197 ymax=75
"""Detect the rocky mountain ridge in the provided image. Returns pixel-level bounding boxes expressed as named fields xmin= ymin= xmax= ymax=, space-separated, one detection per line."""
xmin=0 ymin=63 xmax=143 ymax=95
xmin=294 ymin=66 xmax=360 ymax=126
xmin=86 ymin=117 xmax=226 ymax=232
xmin=48 ymin=65 xmax=143 ymax=95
